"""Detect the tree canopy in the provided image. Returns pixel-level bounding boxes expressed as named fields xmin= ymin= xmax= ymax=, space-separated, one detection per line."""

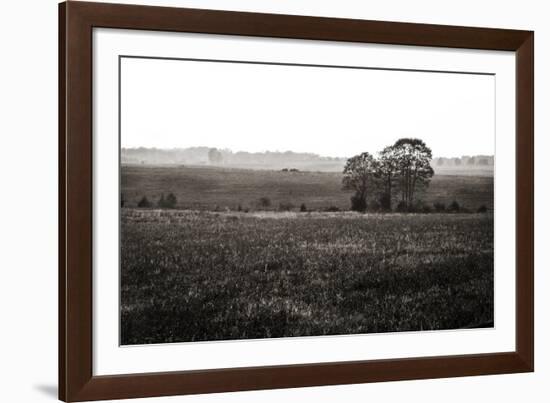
xmin=342 ymin=152 xmax=377 ymax=212
xmin=343 ymin=138 xmax=434 ymax=212
xmin=392 ymin=138 xmax=434 ymax=208
xmin=375 ymin=145 xmax=400 ymax=210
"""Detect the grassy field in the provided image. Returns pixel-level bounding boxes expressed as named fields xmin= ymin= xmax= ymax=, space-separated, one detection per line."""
xmin=121 ymin=165 xmax=493 ymax=212
xmin=121 ymin=209 xmax=494 ymax=345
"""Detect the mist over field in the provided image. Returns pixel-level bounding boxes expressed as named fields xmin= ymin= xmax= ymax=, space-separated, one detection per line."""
xmin=121 ymin=147 xmax=494 ymax=176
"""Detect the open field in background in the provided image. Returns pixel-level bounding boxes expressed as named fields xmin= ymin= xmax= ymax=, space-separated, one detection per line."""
xmin=121 ymin=209 xmax=494 ymax=344
xmin=121 ymin=165 xmax=494 ymax=212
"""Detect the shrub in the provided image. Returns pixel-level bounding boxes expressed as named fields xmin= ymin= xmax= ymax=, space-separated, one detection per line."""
xmin=410 ymin=200 xmax=431 ymax=213
xmin=158 ymin=193 xmax=177 ymax=208
xmin=378 ymin=193 xmax=392 ymax=211
xmin=237 ymin=204 xmax=242 ymax=212
xmin=396 ymin=201 xmax=408 ymax=212
xmin=289 ymin=168 xmax=299 ymax=172
xmin=325 ymin=206 xmax=340 ymax=212
xmin=350 ymin=194 xmax=367 ymax=212
xmin=368 ymin=200 xmax=381 ymax=212
xmin=477 ymin=205 xmax=488 ymax=213
xmin=279 ymin=202 xmax=294 ymax=211
xmin=137 ymin=196 xmax=152 ymax=208
xmin=165 ymin=193 xmax=177 ymax=208
xmin=281 ymin=168 xmax=289 ymax=172
xmin=300 ymin=203 xmax=307 ymax=212
xmin=258 ymin=197 xmax=271 ymax=208
xmin=433 ymin=202 xmax=446 ymax=212
xmin=449 ymin=200 xmax=460 ymax=212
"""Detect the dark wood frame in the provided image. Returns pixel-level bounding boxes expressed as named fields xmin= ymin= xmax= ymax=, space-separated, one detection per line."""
xmin=59 ymin=1 xmax=534 ymax=401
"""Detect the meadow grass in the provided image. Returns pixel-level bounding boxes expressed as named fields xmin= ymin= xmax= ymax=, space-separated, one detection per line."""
xmin=121 ymin=209 xmax=493 ymax=344
xmin=121 ymin=165 xmax=494 ymax=212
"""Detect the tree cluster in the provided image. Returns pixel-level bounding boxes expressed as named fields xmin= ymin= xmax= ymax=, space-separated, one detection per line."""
xmin=343 ymin=138 xmax=434 ymax=212
xmin=158 ymin=193 xmax=177 ymax=209
xmin=136 ymin=193 xmax=178 ymax=209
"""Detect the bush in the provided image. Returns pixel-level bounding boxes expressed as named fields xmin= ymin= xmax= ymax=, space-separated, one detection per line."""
xmin=433 ymin=202 xmax=446 ymax=212
xmin=368 ymin=200 xmax=381 ymax=212
xmin=396 ymin=201 xmax=408 ymax=212
xmin=350 ymin=194 xmax=367 ymax=212
xmin=378 ymin=193 xmax=392 ymax=211
xmin=409 ymin=200 xmax=431 ymax=213
xmin=137 ymin=196 xmax=152 ymax=208
xmin=449 ymin=200 xmax=460 ymax=212
xmin=325 ymin=206 xmax=340 ymax=212
xmin=158 ymin=193 xmax=177 ymax=208
xmin=279 ymin=202 xmax=294 ymax=211
xmin=165 ymin=193 xmax=177 ymax=208
xmin=289 ymin=168 xmax=299 ymax=172
xmin=422 ymin=204 xmax=432 ymax=214
xmin=258 ymin=197 xmax=271 ymax=208
xmin=300 ymin=203 xmax=307 ymax=212
xmin=477 ymin=204 xmax=488 ymax=213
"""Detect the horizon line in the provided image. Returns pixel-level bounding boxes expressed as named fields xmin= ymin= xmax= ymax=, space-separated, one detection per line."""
xmin=121 ymin=146 xmax=495 ymax=160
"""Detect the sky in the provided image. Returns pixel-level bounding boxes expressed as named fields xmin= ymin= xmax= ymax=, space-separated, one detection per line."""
xmin=121 ymin=57 xmax=495 ymax=158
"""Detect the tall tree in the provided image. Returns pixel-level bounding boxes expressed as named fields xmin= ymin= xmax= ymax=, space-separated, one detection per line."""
xmin=342 ymin=152 xmax=378 ymax=212
xmin=392 ymin=138 xmax=434 ymax=208
xmin=375 ymin=145 xmax=399 ymax=210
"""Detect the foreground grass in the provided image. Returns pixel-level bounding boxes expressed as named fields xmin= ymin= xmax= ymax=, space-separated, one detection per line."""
xmin=121 ymin=209 xmax=493 ymax=345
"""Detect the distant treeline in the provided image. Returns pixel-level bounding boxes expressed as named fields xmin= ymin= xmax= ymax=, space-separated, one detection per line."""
xmin=434 ymin=155 xmax=494 ymax=168
xmin=122 ymin=147 xmax=494 ymax=173
xmin=121 ymin=147 xmax=346 ymax=171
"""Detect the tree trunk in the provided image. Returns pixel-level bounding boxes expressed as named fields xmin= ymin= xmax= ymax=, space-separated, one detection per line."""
xmin=387 ymin=175 xmax=392 ymax=210
xmin=410 ymin=166 xmax=419 ymax=207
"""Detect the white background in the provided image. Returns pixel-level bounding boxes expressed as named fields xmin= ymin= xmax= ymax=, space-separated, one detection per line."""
xmin=0 ymin=0 xmax=546 ymax=402
xmin=94 ymin=29 xmax=515 ymax=375
xmin=121 ymin=57 xmax=496 ymax=157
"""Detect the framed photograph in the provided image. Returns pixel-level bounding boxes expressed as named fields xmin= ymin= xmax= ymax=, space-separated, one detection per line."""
xmin=59 ymin=1 xmax=534 ymax=401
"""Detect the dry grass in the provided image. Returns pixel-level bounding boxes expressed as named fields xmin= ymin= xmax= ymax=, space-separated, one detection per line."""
xmin=121 ymin=209 xmax=493 ymax=344
xmin=121 ymin=165 xmax=493 ymax=211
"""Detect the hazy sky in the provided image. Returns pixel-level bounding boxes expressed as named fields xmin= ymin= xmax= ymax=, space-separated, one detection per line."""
xmin=121 ymin=57 xmax=495 ymax=158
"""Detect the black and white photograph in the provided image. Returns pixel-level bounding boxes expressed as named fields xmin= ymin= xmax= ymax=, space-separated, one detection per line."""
xmin=119 ymin=56 xmax=495 ymax=345
xmin=0 ymin=0 xmax=544 ymax=401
